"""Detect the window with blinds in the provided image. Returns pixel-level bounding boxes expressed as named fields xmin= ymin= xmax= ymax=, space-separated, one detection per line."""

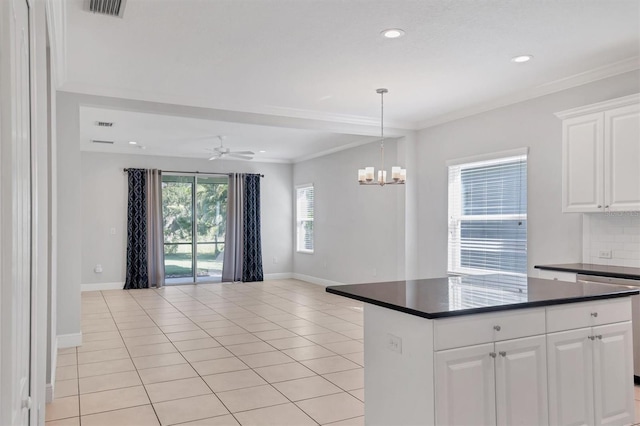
xmin=448 ymin=153 xmax=527 ymax=276
xmin=296 ymin=184 xmax=314 ymax=253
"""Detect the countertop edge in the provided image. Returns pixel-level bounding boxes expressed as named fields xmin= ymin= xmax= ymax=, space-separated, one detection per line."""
xmin=325 ymin=286 xmax=639 ymax=319
xmin=534 ymin=264 xmax=640 ymax=281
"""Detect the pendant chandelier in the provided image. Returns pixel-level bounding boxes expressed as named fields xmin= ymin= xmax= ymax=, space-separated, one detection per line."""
xmin=358 ymin=88 xmax=406 ymax=186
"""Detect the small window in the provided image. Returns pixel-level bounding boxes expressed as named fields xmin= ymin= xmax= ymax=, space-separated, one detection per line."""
xmin=296 ymin=184 xmax=314 ymax=253
xmin=448 ymin=153 xmax=527 ymax=276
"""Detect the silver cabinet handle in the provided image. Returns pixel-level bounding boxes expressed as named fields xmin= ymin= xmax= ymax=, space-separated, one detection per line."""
xmin=596 ymin=335 xmax=603 ymax=340
xmin=493 ymin=325 xmax=501 ymax=331
xmin=588 ymin=336 xmax=595 ymax=340
xmin=489 ymin=352 xmax=497 ymax=358
xmin=597 ymin=205 xmax=602 ymax=208
xmin=499 ymin=351 xmax=506 ymax=357
xmin=605 ymin=205 xmax=609 ymax=209
xmin=591 ymin=312 xmax=598 ymax=317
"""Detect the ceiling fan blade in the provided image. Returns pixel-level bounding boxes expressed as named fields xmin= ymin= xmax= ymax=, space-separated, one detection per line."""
xmin=208 ymin=155 xmax=221 ymax=161
xmin=227 ymin=154 xmax=253 ymax=160
xmin=231 ymin=151 xmax=255 ymax=155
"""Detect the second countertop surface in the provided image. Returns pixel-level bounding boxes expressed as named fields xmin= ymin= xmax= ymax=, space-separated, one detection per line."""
xmin=535 ymin=263 xmax=640 ymax=281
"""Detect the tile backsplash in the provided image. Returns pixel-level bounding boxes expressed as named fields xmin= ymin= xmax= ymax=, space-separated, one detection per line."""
xmin=583 ymin=213 xmax=640 ymax=268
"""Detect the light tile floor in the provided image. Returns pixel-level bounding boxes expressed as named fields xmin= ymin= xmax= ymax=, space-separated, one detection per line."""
xmin=45 ymin=278 xmax=640 ymax=425
xmin=46 ymin=280 xmax=365 ymax=426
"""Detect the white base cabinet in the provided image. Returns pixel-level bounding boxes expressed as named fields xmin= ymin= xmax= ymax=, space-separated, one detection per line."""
xmin=435 ymin=336 xmax=548 ymax=426
xmin=435 ymin=343 xmax=496 ymax=426
xmin=547 ymin=321 xmax=635 ymax=426
xmin=364 ymin=297 xmax=635 ymax=426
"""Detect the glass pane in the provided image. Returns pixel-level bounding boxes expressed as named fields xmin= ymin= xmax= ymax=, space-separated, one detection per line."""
xmin=164 ymin=243 xmax=193 ymax=279
xmin=459 ymin=219 xmax=527 ymax=274
xmin=196 ymin=179 xmax=227 ymax=244
xmin=162 ymin=179 xmax=193 ymax=243
xmin=196 ymin=242 xmax=224 ymax=281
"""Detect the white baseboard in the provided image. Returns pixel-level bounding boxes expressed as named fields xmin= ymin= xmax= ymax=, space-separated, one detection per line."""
xmin=81 ymin=282 xmax=123 ymax=292
xmin=45 ymin=383 xmax=54 ymax=404
xmin=264 ymin=272 xmax=293 ymax=280
xmin=292 ymin=273 xmax=344 ymax=287
xmin=57 ymin=332 xmax=82 ymax=348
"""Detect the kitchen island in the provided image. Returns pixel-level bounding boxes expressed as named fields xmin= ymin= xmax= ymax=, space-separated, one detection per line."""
xmin=326 ymin=274 xmax=639 ymax=426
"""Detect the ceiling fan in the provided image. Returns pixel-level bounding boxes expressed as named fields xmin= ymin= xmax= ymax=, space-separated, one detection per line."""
xmin=206 ymin=136 xmax=254 ymax=161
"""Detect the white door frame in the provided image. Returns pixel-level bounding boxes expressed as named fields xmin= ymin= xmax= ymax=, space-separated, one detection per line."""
xmin=1 ymin=0 xmax=53 ymax=424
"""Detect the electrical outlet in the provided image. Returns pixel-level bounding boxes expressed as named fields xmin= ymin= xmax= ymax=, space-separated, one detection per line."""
xmin=598 ymin=250 xmax=612 ymax=259
xmin=94 ymin=264 xmax=103 ymax=273
xmin=387 ymin=333 xmax=402 ymax=354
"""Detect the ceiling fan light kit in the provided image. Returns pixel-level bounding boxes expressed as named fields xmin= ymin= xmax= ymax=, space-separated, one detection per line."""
xmin=358 ymin=88 xmax=406 ymax=186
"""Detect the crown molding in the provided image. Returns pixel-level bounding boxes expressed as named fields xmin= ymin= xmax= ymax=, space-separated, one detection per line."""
xmin=417 ymin=56 xmax=640 ymax=130
xmin=555 ymin=93 xmax=640 ymax=119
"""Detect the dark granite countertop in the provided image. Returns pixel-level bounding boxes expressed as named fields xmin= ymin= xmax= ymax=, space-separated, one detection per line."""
xmin=326 ymin=274 xmax=639 ymax=319
xmin=535 ymin=263 xmax=640 ymax=281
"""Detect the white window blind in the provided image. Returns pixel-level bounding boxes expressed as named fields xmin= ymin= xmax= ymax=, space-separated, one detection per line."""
xmin=448 ymin=154 xmax=527 ymax=276
xmin=296 ymin=184 xmax=314 ymax=253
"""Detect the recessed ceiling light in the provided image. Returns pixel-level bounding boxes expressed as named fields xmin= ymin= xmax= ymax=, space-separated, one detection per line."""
xmin=259 ymin=150 xmax=266 ymax=153
xmin=128 ymin=141 xmax=138 ymax=145
xmin=511 ymin=55 xmax=533 ymax=63
xmin=381 ymin=28 xmax=405 ymax=39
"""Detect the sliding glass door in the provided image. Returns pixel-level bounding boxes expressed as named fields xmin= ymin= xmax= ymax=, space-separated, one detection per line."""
xmin=162 ymin=174 xmax=228 ymax=284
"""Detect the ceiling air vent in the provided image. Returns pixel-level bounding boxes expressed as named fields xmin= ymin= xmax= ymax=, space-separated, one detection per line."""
xmin=92 ymin=139 xmax=115 ymax=144
xmin=95 ymin=121 xmax=114 ymax=127
xmin=87 ymin=0 xmax=127 ymax=18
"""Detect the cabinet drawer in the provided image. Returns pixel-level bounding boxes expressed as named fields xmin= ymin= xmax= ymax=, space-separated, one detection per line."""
xmin=434 ymin=308 xmax=546 ymax=351
xmin=546 ymin=298 xmax=631 ymax=333
xmin=537 ymin=269 xmax=577 ymax=283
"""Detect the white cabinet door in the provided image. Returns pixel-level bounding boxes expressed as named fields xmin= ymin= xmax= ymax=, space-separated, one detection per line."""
xmin=604 ymin=104 xmax=640 ymax=212
xmin=547 ymin=328 xmax=594 ymax=426
xmin=562 ymin=113 xmax=604 ymax=213
xmin=495 ymin=335 xmax=548 ymax=426
xmin=435 ymin=343 xmax=496 ymax=426
xmin=592 ymin=321 xmax=635 ymax=425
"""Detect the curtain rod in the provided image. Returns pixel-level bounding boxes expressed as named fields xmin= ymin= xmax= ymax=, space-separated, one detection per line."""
xmin=123 ymin=168 xmax=264 ymax=177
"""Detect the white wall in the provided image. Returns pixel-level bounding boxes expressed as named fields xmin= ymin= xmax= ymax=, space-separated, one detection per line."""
xmin=80 ymin=152 xmax=293 ymax=288
xmin=292 ymin=139 xmax=405 ymax=284
xmin=416 ymin=70 xmax=640 ymax=278
xmin=56 ymin=93 xmax=82 ymax=337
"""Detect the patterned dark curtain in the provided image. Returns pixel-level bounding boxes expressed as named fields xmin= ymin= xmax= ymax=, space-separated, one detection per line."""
xmin=242 ymin=174 xmax=264 ymax=282
xmin=222 ymin=173 xmax=264 ymax=282
xmin=124 ymin=169 xmax=149 ymax=289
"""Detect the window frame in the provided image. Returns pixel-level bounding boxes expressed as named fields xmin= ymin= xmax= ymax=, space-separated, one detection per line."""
xmin=295 ymin=183 xmax=315 ymax=254
xmin=447 ymin=148 xmax=528 ymax=276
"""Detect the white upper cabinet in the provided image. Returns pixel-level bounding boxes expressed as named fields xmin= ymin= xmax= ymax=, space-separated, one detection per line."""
xmin=557 ymin=94 xmax=640 ymax=213
xmin=604 ymin=104 xmax=640 ymax=212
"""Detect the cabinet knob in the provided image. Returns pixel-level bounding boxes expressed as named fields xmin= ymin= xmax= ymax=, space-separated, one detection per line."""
xmin=591 ymin=312 xmax=598 ymax=317
xmin=493 ymin=325 xmax=501 ymax=331
xmin=605 ymin=205 xmax=609 ymax=209
xmin=489 ymin=352 xmax=497 ymax=358
xmin=597 ymin=205 xmax=602 ymax=208
xmin=499 ymin=351 xmax=507 ymax=357
xmin=588 ymin=336 xmax=595 ymax=340
xmin=596 ymin=335 xmax=603 ymax=340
